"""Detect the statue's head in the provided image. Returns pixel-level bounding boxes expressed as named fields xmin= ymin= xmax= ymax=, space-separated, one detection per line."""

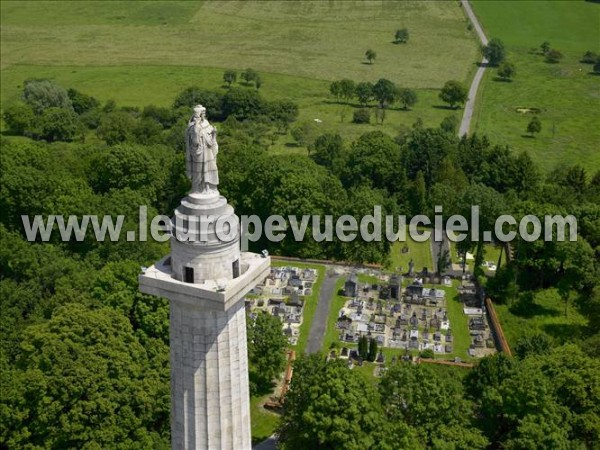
xmin=193 ymin=104 xmax=206 ymax=119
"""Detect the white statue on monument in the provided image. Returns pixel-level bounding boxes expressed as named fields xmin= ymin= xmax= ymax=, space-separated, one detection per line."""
xmin=185 ymin=105 xmax=219 ymax=194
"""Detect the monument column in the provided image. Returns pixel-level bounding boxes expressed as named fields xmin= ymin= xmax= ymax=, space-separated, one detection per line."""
xmin=139 ymin=105 xmax=269 ymax=449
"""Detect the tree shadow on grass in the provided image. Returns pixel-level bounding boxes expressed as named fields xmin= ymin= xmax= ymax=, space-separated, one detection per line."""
xmin=509 ymin=298 xmax=559 ymax=318
xmin=432 ymin=105 xmax=460 ymax=110
xmin=284 ymin=142 xmax=300 ymax=148
xmin=250 ymin=376 xmax=278 ymax=397
xmin=542 ymin=323 xmax=587 ymax=343
xmin=521 ymin=134 xmax=535 ymax=139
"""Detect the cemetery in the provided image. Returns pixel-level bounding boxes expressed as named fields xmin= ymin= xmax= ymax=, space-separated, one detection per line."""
xmin=332 ymin=270 xmax=496 ymax=359
xmin=245 ymin=266 xmax=318 ymax=346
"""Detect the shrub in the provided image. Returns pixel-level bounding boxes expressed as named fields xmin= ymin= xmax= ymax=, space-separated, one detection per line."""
xmin=67 ymin=88 xmax=100 ymax=115
xmin=420 ymin=348 xmax=434 ymax=359
xmin=545 ymin=49 xmax=563 ymax=63
xmin=440 ymin=115 xmax=459 ymax=134
xmin=352 ymin=108 xmax=371 ymax=124
xmin=581 ymin=51 xmax=598 ymax=64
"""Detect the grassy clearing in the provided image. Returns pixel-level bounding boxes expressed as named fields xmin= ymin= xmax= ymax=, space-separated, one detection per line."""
xmin=322 ymin=277 xmax=348 ymax=352
xmin=494 ymin=288 xmax=588 ymax=349
xmin=1 ymin=1 xmax=478 ymax=88
xmin=271 ymin=260 xmax=325 ymax=354
xmin=470 ymin=1 xmax=600 ymax=172
xmin=388 ymin=237 xmax=433 ymax=273
xmin=250 ymin=394 xmax=279 ymax=444
xmin=438 ymin=281 xmax=471 ymax=360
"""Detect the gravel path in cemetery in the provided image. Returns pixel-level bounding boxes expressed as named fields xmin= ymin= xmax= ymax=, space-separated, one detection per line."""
xmin=458 ymin=0 xmax=489 ymax=137
xmin=306 ymin=272 xmax=340 ymax=353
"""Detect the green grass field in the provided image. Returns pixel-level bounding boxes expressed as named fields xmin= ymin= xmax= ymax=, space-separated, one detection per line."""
xmin=439 ymin=281 xmax=471 ymax=359
xmin=471 ymin=1 xmax=600 ymax=172
xmin=388 ymin=237 xmax=433 ymax=273
xmin=322 ymin=277 xmax=348 ymax=352
xmin=0 ymin=1 xmax=477 ymax=87
xmin=494 ymin=288 xmax=588 ymax=349
xmin=0 ymin=1 xmax=480 ymax=149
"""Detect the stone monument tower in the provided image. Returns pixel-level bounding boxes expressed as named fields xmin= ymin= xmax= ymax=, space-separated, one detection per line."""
xmin=139 ymin=105 xmax=269 ymax=449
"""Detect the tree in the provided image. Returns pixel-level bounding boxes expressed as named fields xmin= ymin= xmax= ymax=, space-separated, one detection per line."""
xmin=223 ymin=69 xmax=237 ymax=87
xmin=367 ymin=337 xmax=378 ymax=362
xmin=394 ymin=28 xmax=409 ymax=43
xmin=526 ymin=116 xmax=542 ymax=137
xmin=380 ymin=362 xmax=487 ymax=448
xmin=241 ymin=68 xmax=258 ymax=85
xmin=338 ymin=78 xmax=356 ymax=103
xmin=355 ymin=81 xmax=374 ymax=106
xmin=439 ymin=80 xmax=468 ymax=109
xmin=540 ymin=41 xmax=551 ymax=55
xmin=141 ymin=104 xmax=177 ymax=128
xmin=358 ymin=334 xmax=369 ymax=360
xmin=221 ymin=87 xmax=263 ymax=120
xmin=96 ymin=111 xmax=137 ymax=145
xmin=545 ymin=49 xmax=563 ymax=63
xmin=89 ymin=144 xmax=164 ymax=198
xmin=3 ymin=102 xmax=34 ymax=135
xmin=255 ymin=75 xmax=263 ymax=91
xmin=483 ymin=38 xmax=506 ymax=66
xmin=22 ymin=79 xmax=73 ymax=114
xmin=263 ymin=99 xmax=299 ymax=131
xmin=344 ymin=131 xmax=403 ymax=193
xmin=373 ymin=78 xmax=397 ymax=107
xmin=247 ymin=311 xmax=288 ymax=394
xmin=310 ymin=133 xmax=346 ymax=175
xmin=37 ymin=107 xmax=82 ymax=142
xmin=132 ymin=118 xmax=164 ymax=145
xmin=365 ymin=48 xmax=377 ymax=64
xmin=464 ymin=352 xmax=516 ymax=399
xmin=514 ymin=332 xmax=552 ymax=359
xmin=477 ymin=345 xmax=600 ymax=447
xmin=397 ymin=88 xmax=417 ymax=110
xmin=497 ymin=61 xmax=516 ymax=81
xmin=1 ymin=304 xmax=169 ymax=448
xmin=173 ymin=87 xmax=224 ymax=120
xmin=329 ymin=80 xmax=342 ymax=102
xmin=278 ymin=355 xmax=391 ymax=450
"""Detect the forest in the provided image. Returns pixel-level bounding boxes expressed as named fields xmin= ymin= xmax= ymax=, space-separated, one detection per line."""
xmin=1 ymin=79 xmax=599 ymax=448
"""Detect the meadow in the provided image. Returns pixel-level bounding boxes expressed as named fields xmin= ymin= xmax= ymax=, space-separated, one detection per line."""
xmin=1 ymin=1 xmax=477 ymax=86
xmin=470 ymin=0 xmax=600 ymax=172
xmin=1 ymin=1 xmax=480 ymax=149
